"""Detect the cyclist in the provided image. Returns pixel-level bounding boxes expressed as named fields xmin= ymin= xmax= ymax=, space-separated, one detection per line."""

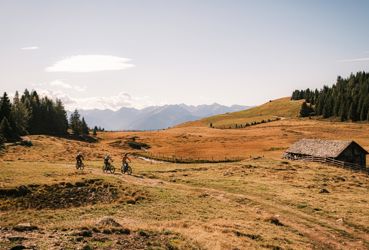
xmin=104 ymin=154 xmax=113 ymax=168
xmin=76 ymin=152 xmax=84 ymax=167
xmin=122 ymin=153 xmax=131 ymax=173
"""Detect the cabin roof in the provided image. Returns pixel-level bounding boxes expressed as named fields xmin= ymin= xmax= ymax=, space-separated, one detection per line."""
xmin=285 ymin=139 xmax=368 ymax=158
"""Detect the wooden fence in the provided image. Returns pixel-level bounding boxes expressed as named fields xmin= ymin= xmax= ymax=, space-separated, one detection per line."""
xmin=132 ymin=152 xmax=243 ymax=164
xmin=289 ymin=155 xmax=369 ymax=174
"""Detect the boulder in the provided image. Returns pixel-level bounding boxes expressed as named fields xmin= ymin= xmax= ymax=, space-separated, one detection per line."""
xmin=97 ymin=217 xmax=121 ymax=228
xmin=13 ymin=223 xmax=38 ymax=232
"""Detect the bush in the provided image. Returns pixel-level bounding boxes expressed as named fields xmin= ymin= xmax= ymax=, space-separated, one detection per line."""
xmin=127 ymin=141 xmax=150 ymax=150
xmin=19 ymin=139 xmax=32 ymax=147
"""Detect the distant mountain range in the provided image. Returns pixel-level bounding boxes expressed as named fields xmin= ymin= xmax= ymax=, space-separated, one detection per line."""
xmin=69 ymin=103 xmax=249 ymax=131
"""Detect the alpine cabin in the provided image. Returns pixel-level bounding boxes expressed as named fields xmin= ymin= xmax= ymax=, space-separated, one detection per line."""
xmin=284 ymin=139 xmax=368 ymax=168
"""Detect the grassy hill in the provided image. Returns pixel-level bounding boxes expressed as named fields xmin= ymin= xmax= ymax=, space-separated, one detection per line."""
xmin=179 ymin=97 xmax=303 ymax=128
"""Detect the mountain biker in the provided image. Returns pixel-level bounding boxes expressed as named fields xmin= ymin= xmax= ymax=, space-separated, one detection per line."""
xmin=122 ymin=153 xmax=131 ymax=172
xmin=76 ymin=152 xmax=84 ymax=167
xmin=104 ymin=154 xmax=113 ymax=168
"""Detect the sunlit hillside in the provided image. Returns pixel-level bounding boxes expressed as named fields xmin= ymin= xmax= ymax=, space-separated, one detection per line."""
xmin=180 ymin=97 xmax=304 ymax=128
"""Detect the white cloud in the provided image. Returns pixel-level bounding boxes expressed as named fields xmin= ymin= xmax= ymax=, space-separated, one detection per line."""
xmin=21 ymin=46 xmax=39 ymax=50
xmin=35 ymin=89 xmax=152 ymax=111
xmin=49 ymin=80 xmax=86 ymax=92
xmin=45 ymin=55 xmax=135 ymax=72
xmin=338 ymin=57 xmax=369 ymax=63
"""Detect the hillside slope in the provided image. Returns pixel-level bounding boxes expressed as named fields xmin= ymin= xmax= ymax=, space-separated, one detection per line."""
xmin=180 ymin=97 xmax=303 ymax=128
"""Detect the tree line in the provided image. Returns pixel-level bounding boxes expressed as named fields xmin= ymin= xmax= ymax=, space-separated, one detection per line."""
xmin=292 ymin=71 xmax=369 ymax=121
xmin=0 ymin=89 xmax=93 ymax=147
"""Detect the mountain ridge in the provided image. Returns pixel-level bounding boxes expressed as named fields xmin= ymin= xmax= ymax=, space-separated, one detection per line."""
xmin=71 ymin=103 xmax=250 ymax=131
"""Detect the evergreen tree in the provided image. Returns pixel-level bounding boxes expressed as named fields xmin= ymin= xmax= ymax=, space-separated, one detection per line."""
xmin=93 ymin=126 xmax=97 ymax=136
xmin=340 ymin=100 xmax=348 ymax=121
xmin=54 ymin=99 xmax=68 ymax=135
xmin=81 ymin=117 xmax=89 ymax=135
xmin=322 ymin=96 xmax=333 ymax=118
xmin=21 ymin=89 xmax=30 ymax=103
xmin=291 ymin=71 xmax=369 ymax=122
xmin=11 ymin=91 xmax=30 ymax=135
xmin=0 ymin=117 xmax=16 ymax=141
xmin=0 ymin=92 xmax=12 ymax=121
xmin=299 ymin=102 xmax=311 ymax=117
xmin=349 ymin=101 xmax=358 ymax=121
xmin=0 ymin=92 xmax=14 ymax=135
xmin=28 ymin=90 xmax=42 ymax=134
xmin=70 ymin=110 xmax=82 ymax=135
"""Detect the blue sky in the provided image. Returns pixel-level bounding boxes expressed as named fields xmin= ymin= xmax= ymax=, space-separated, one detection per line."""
xmin=0 ymin=0 xmax=369 ymax=110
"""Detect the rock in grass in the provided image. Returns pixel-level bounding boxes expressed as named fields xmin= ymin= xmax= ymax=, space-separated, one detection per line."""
xmin=13 ymin=223 xmax=38 ymax=232
xmin=138 ymin=229 xmax=150 ymax=237
xmin=78 ymin=230 xmax=93 ymax=237
xmin=10 ymin=245 xmax=26 ymax=250
xmin=7 ymin=235 xmax=26 ymax=242
xmin=266 ymin=216 xmax=284 ymax=226
xmin=82 ymin=245 xmax=93 ymax=250
xmin=319 ymin=188 xmax=330 ymax=194
xmin=97 ymin=217 xmax=121 ymax=227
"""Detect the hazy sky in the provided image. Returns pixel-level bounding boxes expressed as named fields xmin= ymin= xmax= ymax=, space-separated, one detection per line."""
xmin=1 ymin=0 xmax=369 ymax=110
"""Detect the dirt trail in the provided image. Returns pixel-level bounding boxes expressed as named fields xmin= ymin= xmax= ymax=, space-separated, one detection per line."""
xmin=87 ymin=166 xmax=369 ymax=249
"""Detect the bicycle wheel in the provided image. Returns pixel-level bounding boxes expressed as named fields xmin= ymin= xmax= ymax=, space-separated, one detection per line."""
xmin=127 ymin=166 xmax=132 ymax=175
xmin=110 ymin=166 xmax=115 ymax=174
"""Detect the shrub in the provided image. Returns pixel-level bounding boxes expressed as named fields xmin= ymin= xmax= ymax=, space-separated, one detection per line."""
xmin=128 ymin=141 xmax=150 ymax=150
xmin=19 ymin=139 xmax=32 ymax=147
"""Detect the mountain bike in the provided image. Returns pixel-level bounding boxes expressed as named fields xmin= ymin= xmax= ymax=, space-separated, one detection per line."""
xmin=76 ymin=161 xmax=84 ymax=170
xmin=103 ymin=163 xmax=115 ymax=174
xmin=121 ymin=163 xmax=132 ymax=175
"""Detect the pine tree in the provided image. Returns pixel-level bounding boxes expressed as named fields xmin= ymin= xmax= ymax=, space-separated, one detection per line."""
xmin=322 ymin=96 xmax=333 ymax=118
xmin=0 ymin=117 xmax=16 ymax=141
xmin=0 ymin=92 xmax=12 ymax=121
xmin=54 ymin=99 xmax=68 ymax=135
xmin=81 ymin=117 xmax=89 ymax=135
xmin=70 ymin=110 xmax=82 ymax=135
xmin=11 ymin=91 xmax=30 ymax=135
xmin=340 ymin=101 xmax=348 ymax=121
xmin=299 ymin=102 xmax=310 ymax=117
xmin=349 ymin=101 xmax=358 ymax=121
xmin=28 ymin=90 xmax=42 ymax=134
xmin=93 ymin=126 xmax=97 ymax=136
xmin=292 ymin=72 xmax=369 ymax=121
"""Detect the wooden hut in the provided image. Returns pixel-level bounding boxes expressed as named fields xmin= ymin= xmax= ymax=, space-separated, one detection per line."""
xmin=284 ymin=139 xmax=368 ymax=168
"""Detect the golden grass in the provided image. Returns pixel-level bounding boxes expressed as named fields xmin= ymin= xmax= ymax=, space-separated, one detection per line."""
xmin=1 ymin=98 xmax=369 ymax=249
xmin=1 ymin=158 xmax=369 ymax=249
xmin=179 ymin=97 xmax=303 ymax=128
xmin=3 ymin=117 xmax=369 ymax=165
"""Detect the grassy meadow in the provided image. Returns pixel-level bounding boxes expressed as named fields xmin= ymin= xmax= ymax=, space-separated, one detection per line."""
xmin=1 ymin=98 xmax=369 ymax=249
